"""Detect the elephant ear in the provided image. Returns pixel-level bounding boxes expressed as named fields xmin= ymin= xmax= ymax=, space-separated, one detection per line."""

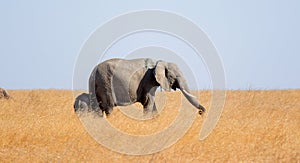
xmin=154 ymin=61 xmax=171 ymax=91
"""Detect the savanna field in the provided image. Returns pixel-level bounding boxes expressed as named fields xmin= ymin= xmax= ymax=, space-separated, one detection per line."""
xmin=0 ymin=90 xmax=299 ymax=162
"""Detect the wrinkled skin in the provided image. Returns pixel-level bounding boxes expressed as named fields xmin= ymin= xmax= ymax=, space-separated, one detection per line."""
xmin=77 ymin=58 xmax=205 ymax=117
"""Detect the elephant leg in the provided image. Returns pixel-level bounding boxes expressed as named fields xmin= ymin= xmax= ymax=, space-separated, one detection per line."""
xmin=150 ymin=86 xmax=158 ymax=114
xmin=152 ymin=101 xmax=158 ymax=114
xmin=143 ymin=94 xmax=158 ymax=117
xmin=142 ymin=95 xmax=151 ymax=114
xmin=90 ymin=88 xmax=100 ymax=110
xmin=95 ymin=108 xmax=104 ymax=117
xmin=89 ymin=101 xmax=103 ymax=117
xmin=143 ymin=87 xmax=158 ymax=116
xmin=99 ymin=92 xmax=114 ymax=117
xmin=89 ymin=91 xmax=104 ymax=117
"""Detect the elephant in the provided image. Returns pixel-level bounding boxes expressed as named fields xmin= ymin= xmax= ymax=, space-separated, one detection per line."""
xmin=83 ymin=58 xmax=206 ymax=117
xmin=0 ymin=88 xmax=11 ymax=99
xmin=74 ymin=93 xmax=90 ymax=112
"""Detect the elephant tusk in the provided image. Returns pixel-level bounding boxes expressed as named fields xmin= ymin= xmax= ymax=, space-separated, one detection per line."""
xmin=182 ymin=89 xmax=197 ymax=98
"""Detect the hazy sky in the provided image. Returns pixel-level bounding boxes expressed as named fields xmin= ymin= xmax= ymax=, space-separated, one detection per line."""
xmin=1 ymin=1 xmax=300 ymax=90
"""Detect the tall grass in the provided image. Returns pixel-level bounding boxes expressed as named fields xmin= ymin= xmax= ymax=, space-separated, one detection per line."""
xmin=0 ymin=90 xmax=299 ymax=162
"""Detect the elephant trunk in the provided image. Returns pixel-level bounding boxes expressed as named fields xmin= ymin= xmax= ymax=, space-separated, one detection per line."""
xmin=177 ymin=77 xmax=206 ymax=114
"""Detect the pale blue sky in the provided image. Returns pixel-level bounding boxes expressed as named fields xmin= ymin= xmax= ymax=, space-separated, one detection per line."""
xmin=1 ymin=1 xmax=300 ymax=90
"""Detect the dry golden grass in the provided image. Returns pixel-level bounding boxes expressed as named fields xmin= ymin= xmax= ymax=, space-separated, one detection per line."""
xmin=0 ymin=90 xmax=299 ymax=162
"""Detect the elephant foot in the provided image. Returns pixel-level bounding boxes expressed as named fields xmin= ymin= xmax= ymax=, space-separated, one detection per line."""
xmin=143 ymin=113 xmax=152 ymax=119
xmin=104 ymin=108 xmax=113 ymax=116
xmin=143 ymin=109 xmax=152 ymax=116
xmin=152 ymin=112 xmax=159 ymax=119
xmin=143 ymin=109 xmax=159 ymax=119
xmin=93 ymin=109 xmax=103 ymax=117
xmin=152 ymin=110 xmax=158 ymax=117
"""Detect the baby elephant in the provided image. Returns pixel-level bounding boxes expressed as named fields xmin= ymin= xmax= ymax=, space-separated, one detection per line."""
xmin=74 ymin=93 xmax=90 ymax=112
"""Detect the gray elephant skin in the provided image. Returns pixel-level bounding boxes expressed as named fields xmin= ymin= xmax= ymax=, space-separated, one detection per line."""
xmin=74 ymin=58 xmax=205 ymax=117
xmin=74 ymin=93 xmax=90 ymax=112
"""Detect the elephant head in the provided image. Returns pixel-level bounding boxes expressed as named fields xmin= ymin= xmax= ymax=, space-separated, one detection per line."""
xmin=74 ymin=93 xmax=90 ymax=112
xmin=154 ymin=61 xmax=206 ymax=114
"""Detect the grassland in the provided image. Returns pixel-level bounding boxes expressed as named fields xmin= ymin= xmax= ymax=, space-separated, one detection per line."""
xmin=0 ymin=90 xmax=299 ymax=162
